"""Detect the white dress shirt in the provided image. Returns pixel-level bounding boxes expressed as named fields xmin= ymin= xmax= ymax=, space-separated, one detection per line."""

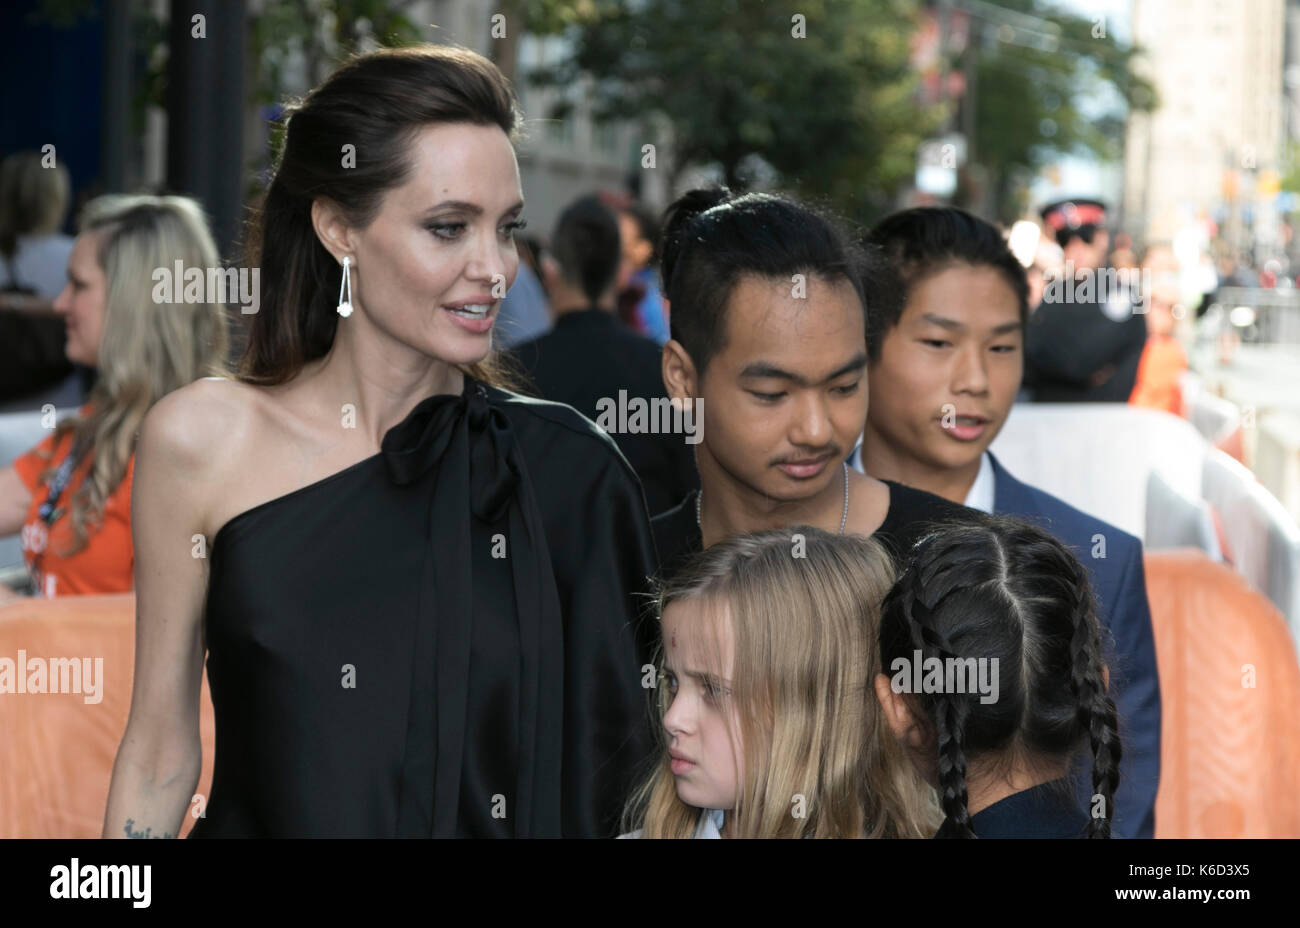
xmin=850 ymin=441 xmax=994 ymax=515
xmin=963 ymin=451 xmax=996 ymax=513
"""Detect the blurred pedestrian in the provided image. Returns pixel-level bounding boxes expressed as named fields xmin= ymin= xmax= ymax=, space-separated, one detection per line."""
xmin=0 ymin=151 xmax=74 ymax=298
xmin=494 ymin=233 xmax=551 ymax=348
xmin=1129 ymin=244 xmax=1188 ymax=415
xmin=614 ymin=199 xmax=670 ymax=345
xmin=0 ymin=150 xmax=80 ymax=407
xmin=512 ymin=194 xmax=696 ymax=515
xmin=1024 ymin=199 xmax=1147 ymax=402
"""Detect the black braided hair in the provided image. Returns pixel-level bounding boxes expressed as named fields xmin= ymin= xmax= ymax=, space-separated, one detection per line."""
xmin=1064 ymin=556 xmax=1123 ymax=838
xmin=902 ymin=566 xmax=975 ymax=838
xmin=878 ymin=513 xmax=1121 ymax=839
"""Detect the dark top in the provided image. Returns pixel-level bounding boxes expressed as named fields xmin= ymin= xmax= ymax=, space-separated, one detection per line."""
xmin=1024 ymin=288 xmax=1147 ymax=403
xmin=192 ymin=378 xmax=657 ymax=838
xmin=651 ymin=480 xmax=977 ymax=579
xmin=969 ymin=778 xmax=1091 ymax=838
xmin=510 ymin=308 xmax=698 ymax=515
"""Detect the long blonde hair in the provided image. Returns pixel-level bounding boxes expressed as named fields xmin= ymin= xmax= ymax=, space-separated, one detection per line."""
xmin=35 ymin=194 xmax=230 ymax=556
xmin=625 ymin=527 xmax=941 ymax=838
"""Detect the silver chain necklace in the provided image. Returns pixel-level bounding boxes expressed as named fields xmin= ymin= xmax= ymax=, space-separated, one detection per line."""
xmin=696 ymin=461 xmax=850 ymax=535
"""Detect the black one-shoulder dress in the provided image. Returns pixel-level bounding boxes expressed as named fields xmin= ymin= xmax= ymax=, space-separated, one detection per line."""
xmin=190 ymin=378 xmax=658 ymax=838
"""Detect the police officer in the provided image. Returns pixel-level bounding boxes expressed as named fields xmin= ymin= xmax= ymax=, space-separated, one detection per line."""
xmin=1025 ymin=198 xmax=1148 ymax=402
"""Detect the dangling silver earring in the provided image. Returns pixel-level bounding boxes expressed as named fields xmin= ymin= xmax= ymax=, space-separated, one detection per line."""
xmin=337 ymin=256 xmax=354 ymax=318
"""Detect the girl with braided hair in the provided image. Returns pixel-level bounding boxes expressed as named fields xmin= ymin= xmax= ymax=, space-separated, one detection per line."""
xmin=873 ymin=512 xmax=1122 ymax=838
xmin=621 ymin=527 xmax=940 ymax=838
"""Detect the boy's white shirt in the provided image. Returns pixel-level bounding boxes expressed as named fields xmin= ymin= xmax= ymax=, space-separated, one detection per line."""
xmin=963 ymin=451 xmax=996 ymax=513
xmin=848 ymin=442 xmax=996 ymax=514
xmin=617 ymin=808 xmax=725 ymax=839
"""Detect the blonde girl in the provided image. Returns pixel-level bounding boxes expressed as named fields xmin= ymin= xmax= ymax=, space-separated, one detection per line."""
xmin=623 ymin=526 xmax=940 ymax=838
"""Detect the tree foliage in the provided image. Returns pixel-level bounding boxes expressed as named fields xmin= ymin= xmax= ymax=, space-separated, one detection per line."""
xmin=964 ymin=0 xmax=1157 ymax=219
xmin=531 ymin=0 xmax=942 ymax=223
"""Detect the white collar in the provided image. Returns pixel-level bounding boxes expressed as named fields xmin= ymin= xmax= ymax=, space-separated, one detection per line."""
xmin=694 ymin=808 xmax=725 ymax=839
xmin=616 ymin=808 xmax=726 ymax=839
xmin=849 ymin=434 xmax=868 ymax=474
xmin=963 ymin=451 xmax=996 ymax=513
xmin=851 ymin=441 xmax=994 ymax=513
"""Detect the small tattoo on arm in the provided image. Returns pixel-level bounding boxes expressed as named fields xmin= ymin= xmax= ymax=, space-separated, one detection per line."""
xmin=123 ymin=817 xmax=174 ymax=839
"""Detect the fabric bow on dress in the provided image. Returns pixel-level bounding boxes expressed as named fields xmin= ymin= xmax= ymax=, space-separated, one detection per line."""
xmin=380 ymin=379 xmax=565 ymax=837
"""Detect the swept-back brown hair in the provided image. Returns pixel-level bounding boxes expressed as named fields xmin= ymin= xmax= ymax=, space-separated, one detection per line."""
xmin=624 ymin=527 xmax=941 ymax=838
xmin=239 ymin=44 xmax=522 ymax=386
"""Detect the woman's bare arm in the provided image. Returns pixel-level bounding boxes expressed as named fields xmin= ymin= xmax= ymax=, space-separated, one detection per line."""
xmin=103 ymin=387 xmax=220 ymax=838
xmin=0 ymin=465 xmax=32 ymax=537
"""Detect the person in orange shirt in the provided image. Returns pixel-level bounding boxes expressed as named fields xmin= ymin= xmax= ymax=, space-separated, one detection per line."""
xmin=0 ymin=195 xmax=229 ymax=600
xmin=1129 ymin=244 xmax=1188 ymax=415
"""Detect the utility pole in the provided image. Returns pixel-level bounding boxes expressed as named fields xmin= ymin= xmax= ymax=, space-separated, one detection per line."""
xmin=165 ymin=0 xmax=247 ymax=259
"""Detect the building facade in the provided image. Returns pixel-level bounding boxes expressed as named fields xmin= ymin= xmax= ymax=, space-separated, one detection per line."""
xmin=1123 ymin=0 xmax=1286 ymax=253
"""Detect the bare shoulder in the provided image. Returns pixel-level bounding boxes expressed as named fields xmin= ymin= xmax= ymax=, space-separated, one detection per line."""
xmin=139 ymin=377 xmax=264 ymax=472
xmin=137 ymin=378 xmax=278 ymax=540
xmin=141 ymin=374 xmax=372 ymax=541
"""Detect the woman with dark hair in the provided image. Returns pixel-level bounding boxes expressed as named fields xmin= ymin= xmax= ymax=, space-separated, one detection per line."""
xmin=103 ymin=45 xmax=656 ymax=839
xmin=874 ymin=513 xmax=1122 ymax=838
xmin=652 ymin=188 xmax=974 ymax=579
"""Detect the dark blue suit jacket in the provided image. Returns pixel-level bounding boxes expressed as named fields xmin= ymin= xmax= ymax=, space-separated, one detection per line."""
xmin=989 ymin=452 xmax=1161 ymax=838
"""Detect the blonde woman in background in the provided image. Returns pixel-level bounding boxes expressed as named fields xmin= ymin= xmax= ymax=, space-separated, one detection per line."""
xmin=0 ymin=194 xmax=230 ymax=600
xmin=621 ymin=526 xmax=940 ymax=838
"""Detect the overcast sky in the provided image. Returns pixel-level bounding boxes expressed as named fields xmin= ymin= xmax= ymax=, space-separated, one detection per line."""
xmin=1051 ymin=0 xmax=1132 ymax=44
